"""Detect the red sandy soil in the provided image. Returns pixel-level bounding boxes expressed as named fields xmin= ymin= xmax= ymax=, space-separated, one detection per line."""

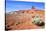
xmin=6 ymin=8 xmax=45 ymax=30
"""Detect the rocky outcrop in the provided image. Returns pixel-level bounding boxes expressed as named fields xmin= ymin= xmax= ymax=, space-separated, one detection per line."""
xmin=5 ymin=6 xmax=45 ymax=30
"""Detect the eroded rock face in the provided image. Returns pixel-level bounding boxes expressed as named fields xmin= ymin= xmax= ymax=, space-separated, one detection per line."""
xmin=5 ymin=9 xmax=45 ymax=30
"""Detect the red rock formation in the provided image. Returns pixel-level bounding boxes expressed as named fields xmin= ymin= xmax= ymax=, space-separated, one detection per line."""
xmin=6 ymin=6 xmax=45 ymax=30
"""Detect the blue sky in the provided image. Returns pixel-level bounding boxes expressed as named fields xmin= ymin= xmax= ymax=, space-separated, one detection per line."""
xmin=6 ymin=0 xmax=45 ymax=13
